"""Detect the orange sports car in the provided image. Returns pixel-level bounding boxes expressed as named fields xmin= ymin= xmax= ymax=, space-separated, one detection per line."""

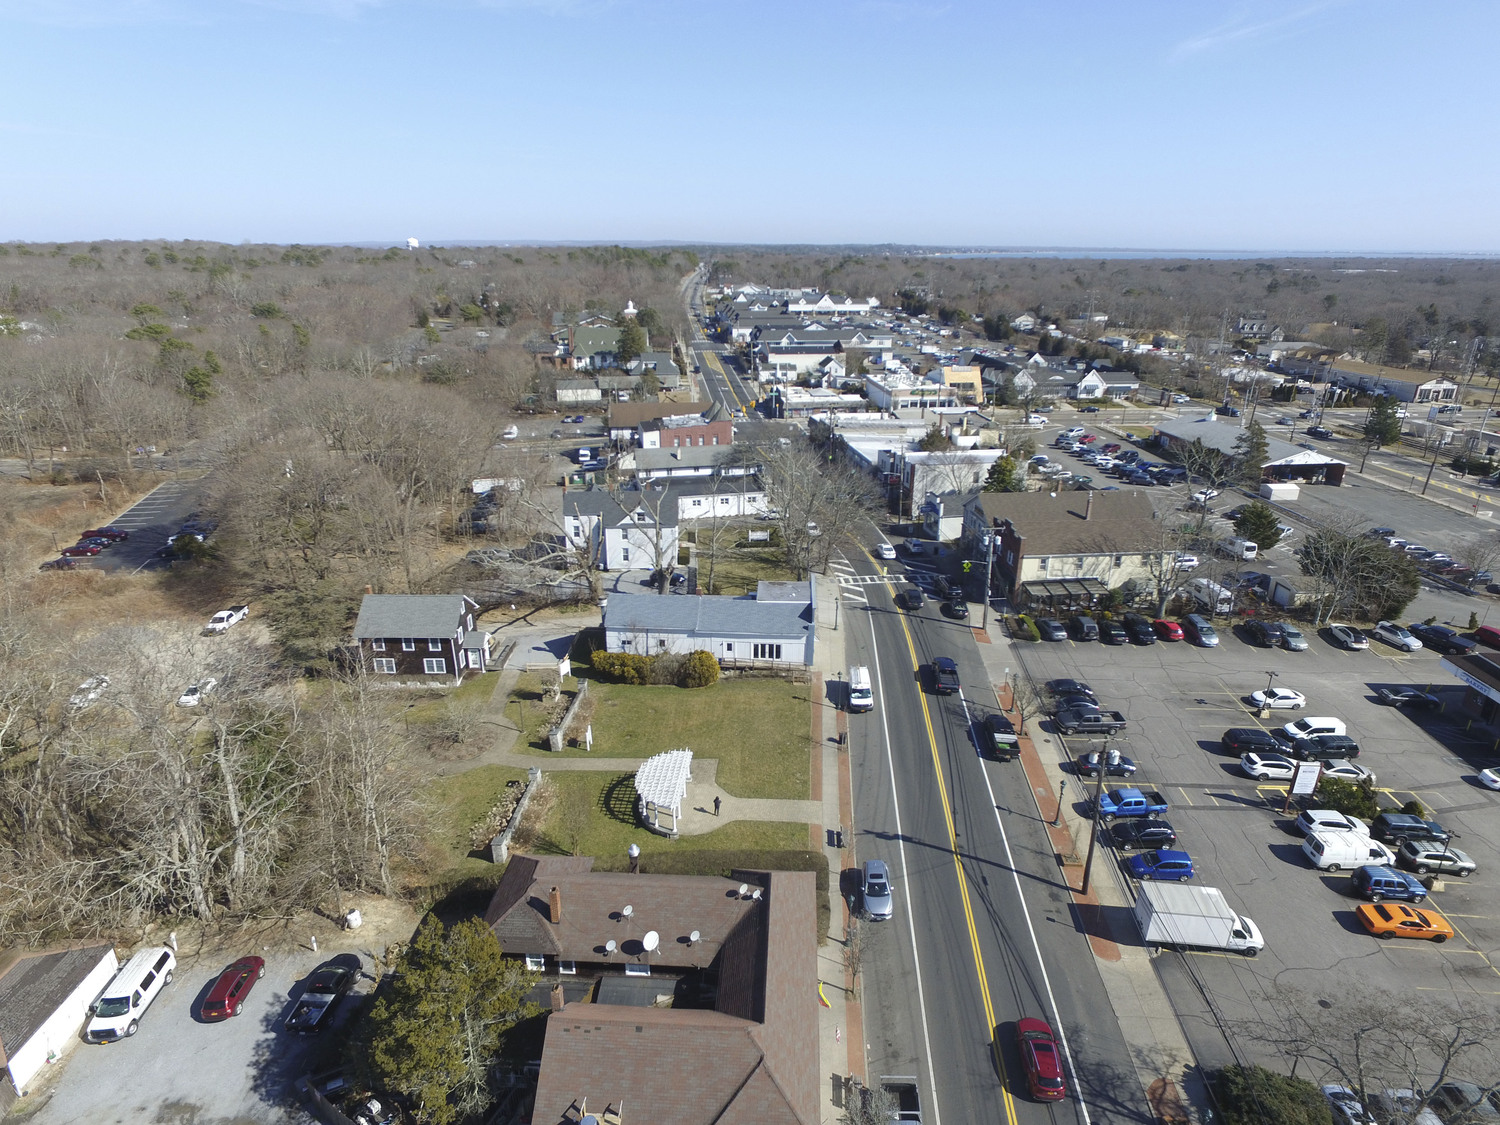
xmin=1356 ymin=902 xmax=1453 ymax=943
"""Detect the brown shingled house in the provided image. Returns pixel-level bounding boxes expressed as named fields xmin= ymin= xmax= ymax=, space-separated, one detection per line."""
xmin=484 ymin=856 xmax=817 ymax=1125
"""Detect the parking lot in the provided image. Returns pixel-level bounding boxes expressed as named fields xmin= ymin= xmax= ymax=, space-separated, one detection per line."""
xmin=26 ymin=943 xmax=374 ymax=1125
xmin=1012 ymin=622 xmax=1500 ymax=1071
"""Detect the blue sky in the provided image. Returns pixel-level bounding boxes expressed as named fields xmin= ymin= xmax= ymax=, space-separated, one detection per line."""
xmin=1 ymin=0 xmax=1495 ymax=251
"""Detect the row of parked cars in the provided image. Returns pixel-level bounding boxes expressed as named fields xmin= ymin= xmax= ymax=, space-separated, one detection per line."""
xmin=1047 ymin=431 xmax=1188 ymax=488
xmin=1032 ymin=611 xmax=1225 ymax=647
xmin=82 ymin=943 xmax=358 ymax=1042
xmin=40 ymin=525 xmax=130 ymax=569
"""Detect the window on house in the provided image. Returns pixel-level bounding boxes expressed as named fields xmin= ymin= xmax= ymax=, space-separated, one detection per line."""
xmin=524 ymin=955 xmax=545 ymax=972
xmin=558 ymin=960 xmax=576 ymax=975
xmin=1114 ymin=555 xmax=1123 ymax=568
xmin=466 ymin=614 xmax=473 ymax=630
xmin=373 ymin=658 xmax=397 ymax=674
xmin=428 ymin=638 xmax=442 ymax=651
xmin=672 ymin=437 xmax=680 ymax=447
xmin=724 ymin=643 xmax=733 ymax=653
xmin=624 ymin=962 xmax=651 ymax=977
xmin=713 ymin=436 xmax=720 ymax=445
xmin=423 ymin=658 xmax=446 ymax=674
xmin=753 ymin=643 xmax=783 ymax=660
xmin=1037 ymin=557 xmax=1049 ymax=572
xmin=372 ymin=640 xmax=386 ymax=651
xmin=401 ymin=638 xmax=415 ymax=651
xmin=692 ymin=499 xmax=702 ymax=507
xmin=658 ymin=639 xmax=667 ymax=649
xmin=622 ymin=547 xmax=630 ymax=561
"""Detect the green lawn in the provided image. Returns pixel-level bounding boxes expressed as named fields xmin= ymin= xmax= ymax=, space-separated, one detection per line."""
xmin=529 ymin=771 xmax=809 ymax=864
xmin=505 ymin=676 xmax=812 ymax=800
xmin=423 ymin=764 xmax=532 ymax=880
xmin=402 ymin=671 xmax=496 ymax=725
xmin=700 ymin=546 xmax=796 ymax=596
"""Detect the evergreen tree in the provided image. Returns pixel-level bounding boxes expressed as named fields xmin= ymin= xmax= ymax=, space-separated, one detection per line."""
xmin=1234 ymin=501 xmax=1282 ymax=550
xmin=616 ymin=318 xmax=647 ymax=364
xmin=359 ymin=916 xmax=540 ymax=1125
xmin=1233 ymin=419 xmax=1269 ymax=485
xmin=1364 ymin=396 xmax=1403 ymax=447
xmin=917 ymin=423 xmax=951 ymax=451
xmin=982 ymin=455 xmax=1025 ymax=492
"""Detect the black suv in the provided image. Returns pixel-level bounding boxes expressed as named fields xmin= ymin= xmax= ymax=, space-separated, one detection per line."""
xmin=1121 ymin=613 xmax=1158 ymax=644
xmin=1099 ymin=620 xmax=1129 ymax=645
xmin=1222 ymin=727 xmax=1280 ymax=755
xmin=1371 ymin=812 xmax=1453 ymax=846
xmin=1244 ymin=619 xmax=1285 ymax=648
xmin=1286 ymin=734 xmax=1360 ymax=762
xmin=1111 ymin=818 xmax=1177 ymax=850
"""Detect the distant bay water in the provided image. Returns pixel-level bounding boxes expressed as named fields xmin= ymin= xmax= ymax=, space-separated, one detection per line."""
xmin=930 ymin=248 xmax=1499 ymax=261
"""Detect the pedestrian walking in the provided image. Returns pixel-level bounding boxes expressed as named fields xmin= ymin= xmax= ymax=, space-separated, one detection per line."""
xmin=713 ymin=795 xmax=721 ymax=817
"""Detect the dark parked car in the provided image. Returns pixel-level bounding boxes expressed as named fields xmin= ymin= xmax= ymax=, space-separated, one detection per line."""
xmin=932 ymin=657 xmax=960 ymax=695
xmin=1222 ymin=727 xmax=1280 ymax=755
xmin=39 ymin=557 xmax=78 ymax=570
xmin=1099 ymin=619 xmax=1129 ymax=645
xmin=201 ymin=956 xmax=266 ymax=1021
xmin=1111 ymin=818 xmax=1177 ymax=850
xmin=285 ymin=956 xmax=359 ymax=1033
xmin=81 ymin=527 xmax=129 ymax=541
xmin=941 ymin=598 xmax=969 ymax=619
xmin=60 ymin=544 xmax=102 ymax=557
xmin=1284 ymin=734 xmax=1361 ymax=762
xmin=1077 ymin=747 xmax=1137 ymax=778
xmin=1069 ymin=615 xmax=1100 ymax=641
xmin=1036 ymin=618 xmax=1068 ymax=641
xmin=1307 ymin=425 xmax=1335 ymax=439
xmin=1408 ymin=623 xmax=1477 ymax=655
xmin=1371 ymin=812 xmax=1453 ymax=846
xmin=1375 ymin=686 xmax=1441 ymax=710
xmin=1121 ymin=613 xmax=1158 ymax=644
xmin=1126 ymin=848 xmax=1195 ymax=882
xmin=1048 ymin=679 xmax=1096 ymax=700
xmin=900 ymin=587 xmax=925 ymax=611
xmin=1244 ymin=618 xmax=1286 ymax=648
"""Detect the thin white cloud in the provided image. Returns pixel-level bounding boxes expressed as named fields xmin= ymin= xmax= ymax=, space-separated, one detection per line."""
xmin=1172 ymin=1 xmax=1345 ymax=59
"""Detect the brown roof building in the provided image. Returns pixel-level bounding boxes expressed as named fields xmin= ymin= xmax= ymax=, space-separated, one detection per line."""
xmin=962 ymin=488 xmax=1171 ymax=608
xmin=484 ymin=856 xmax=817 ymax=1125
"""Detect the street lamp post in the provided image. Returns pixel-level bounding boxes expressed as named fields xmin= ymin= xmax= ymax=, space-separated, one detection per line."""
xmin=1259 ymin=670 xmax=1278 ymax=718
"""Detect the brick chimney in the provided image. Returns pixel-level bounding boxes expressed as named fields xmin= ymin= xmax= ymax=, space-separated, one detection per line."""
xmin=549 ymin=886 xmax=562 ymax=924
xmin=1085 ymin=491 xmax=1094 ymax=521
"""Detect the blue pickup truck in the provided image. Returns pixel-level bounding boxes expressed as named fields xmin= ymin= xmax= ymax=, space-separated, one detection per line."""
xmin=1092 ymin=786 xmax=1170 ymax=822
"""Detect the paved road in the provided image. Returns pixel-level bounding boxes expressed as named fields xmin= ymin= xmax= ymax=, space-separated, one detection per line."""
xmin=838 ymin=538 xmax=1146 ymax=1124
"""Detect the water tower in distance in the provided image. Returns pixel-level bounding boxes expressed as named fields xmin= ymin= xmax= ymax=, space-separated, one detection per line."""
xmin=406 ymin=237 xmax=420 ymax=251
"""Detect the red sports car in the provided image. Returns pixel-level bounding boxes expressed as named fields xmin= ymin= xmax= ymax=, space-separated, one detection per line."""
xmin=1017 ymin=1017 xmax=1066 ymax=1101
xmin=1153 ymin=618 xmax=1185 ymax=641
xmin=201 ymin=956 xmax=265 ymax=1021
xmin=60 ymin=544 xmax=101 ymax=557
xmin=1078 ymin=434 xmax=1097 ymax=444
xmin=82 ymin=527 xmax=129 ymax=541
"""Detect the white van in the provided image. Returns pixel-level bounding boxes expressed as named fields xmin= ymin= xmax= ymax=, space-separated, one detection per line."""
xmin=1219 ymin=537 xmax=1259 ymax=560
xmin=1025 ymin=414 xmax=1047 ymax=428
xmin=1281 ymin=716 xmax=1347 ymax=742
xmin=1188 ymin=577 xmax=1235 ymax=614
xmin=1303 ymin=829 xmax=1395 ymax=872
xmin=85 ymin=946 xmax=176 ymax=1042
xmin=847 ymin=666 xmax=873 ymax=713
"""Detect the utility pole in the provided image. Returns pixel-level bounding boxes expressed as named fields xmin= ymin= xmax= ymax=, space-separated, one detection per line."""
xmin=981 ymin=517 xmax=996 ymax=631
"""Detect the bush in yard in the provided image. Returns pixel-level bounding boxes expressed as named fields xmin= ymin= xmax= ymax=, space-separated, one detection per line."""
xmin=590 ymin=652 xmax=654 ymax=684
xmin=1212 ymin=1065 xmax=1333 ymax=1125
xmin=1015 ymin=614 xmax=1041 ymax=642
xmin=680 ymin=650 xmax=719 ymax=688
xmin=1312 ymin=777 xmax=1378 ymax=822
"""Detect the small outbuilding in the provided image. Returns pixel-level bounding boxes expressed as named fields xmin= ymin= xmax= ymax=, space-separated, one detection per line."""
xmin=0 ymin=943 xmax=118 ymax=1107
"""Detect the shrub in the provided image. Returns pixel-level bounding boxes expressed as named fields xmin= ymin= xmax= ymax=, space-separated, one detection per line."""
xmin=681 ymin=650 xmax=719 ymax=688
xmin=1212 ymin=1065 xmax=1333 ymax=1125
xmin=1398 ymin=797 xmax=1429 ymax=818
xmin=1313 ymin=777 xmax=1378 ymax=821
xmin=590 ymin=652 xmax=653 ymax=685
xmin=1015 ymin=614 xmax=1042 ymax=642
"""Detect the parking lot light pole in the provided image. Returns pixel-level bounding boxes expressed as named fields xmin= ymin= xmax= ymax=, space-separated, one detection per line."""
xmin=1260 ymin=671 xmax=1278 ymax=719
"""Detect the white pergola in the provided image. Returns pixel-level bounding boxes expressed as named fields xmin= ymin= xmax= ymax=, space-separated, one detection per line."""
xmin=634 ymin=748 xmax=693 ymax=837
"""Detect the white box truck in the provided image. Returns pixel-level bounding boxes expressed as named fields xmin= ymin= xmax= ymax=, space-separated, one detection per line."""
xmin=1188 ymin=577 xmax=1235 ymax=614
xmin=1133 ymin=882 xmax=1263 ymax=956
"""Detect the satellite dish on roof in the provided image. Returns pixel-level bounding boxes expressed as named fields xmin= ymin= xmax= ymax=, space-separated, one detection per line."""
xmin=751 ymin=888 xmax=763 ymax=901
xmin=689 ymin=930 xmax=700 ymax=945
xmin=738 ymin=883 xmax=749 ymax=897
xmin=622 ymin=904 xmax=633 ymax=918
xmin=643 ymin=930 xmax=660 ymax=952
xmin=605 ymin=939 xmax=616 ymax=955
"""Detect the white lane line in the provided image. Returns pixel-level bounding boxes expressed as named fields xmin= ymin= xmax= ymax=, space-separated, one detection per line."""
xmin=960 ymin=691 xmax=1093 ymax=1125
xmin=866 ymin=612 xmax=943 ymax=1125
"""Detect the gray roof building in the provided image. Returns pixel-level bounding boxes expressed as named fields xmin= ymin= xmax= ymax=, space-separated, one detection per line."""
xmin=353 ymin=594 xmax=479 ymax=640
xmin=603 ymin=582 xmax=815 ymax=665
